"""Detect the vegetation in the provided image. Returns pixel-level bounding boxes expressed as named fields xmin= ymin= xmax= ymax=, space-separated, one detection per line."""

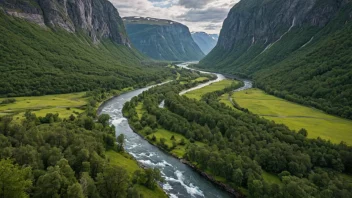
xmin=124 ymin=79 xmax=352 ymax=198
xmin=199 ymin=3 xmax=352 ymax=119
xmin=184 ymin=80 xmax=239 ymax=100
xmin=0 ymin=12 xmax=174 ymax=97
xmin=0 ymin=92 xmax=86 ymax=119
xmin=232 ymin=88 xmax=352 ymax=144
xmin=0 ymin=98 xmax=166 ymax=198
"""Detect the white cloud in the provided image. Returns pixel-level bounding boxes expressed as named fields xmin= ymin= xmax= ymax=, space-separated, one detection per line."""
xmin=109 ymin=0 xmax=239 ymax=34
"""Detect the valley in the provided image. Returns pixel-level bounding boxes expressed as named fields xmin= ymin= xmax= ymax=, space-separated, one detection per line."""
xmin=1 ymin=0 xmax=352 ymax=198
xmin=232 ymin=88 xmax=352 ymax=145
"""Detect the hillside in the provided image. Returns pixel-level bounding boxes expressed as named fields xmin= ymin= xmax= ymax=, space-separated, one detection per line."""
xmin=0 ymin=0 xmax=172 ymax=97
xmin=191 ymin=32 xmax=218 ymax=54
xmin=124 ymin=17 xmax=205 ymax=61
xmin=198 ymin=0 xmax=352 ymax=119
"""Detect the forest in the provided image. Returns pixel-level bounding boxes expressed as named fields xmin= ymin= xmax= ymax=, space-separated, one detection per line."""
xmin=0 ymin=12 xmax=173 ymax=97
xmin=0 ymin=102 xmax=164 ymax=198
xmin=124 ymin=78 xmax=352 ymax=198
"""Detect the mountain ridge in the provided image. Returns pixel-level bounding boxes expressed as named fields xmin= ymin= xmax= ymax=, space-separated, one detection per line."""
xmin=124 ymin=16 xmax=205 ymax=61
xmin=191 ymin=32 xmax=218 ymax=55
xmin=0 ymin=0 xmax=130 ymax=45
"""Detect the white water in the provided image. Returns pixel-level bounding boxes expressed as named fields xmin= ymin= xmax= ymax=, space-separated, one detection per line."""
xmin=99 ymin=64 xmax=233 ymax=198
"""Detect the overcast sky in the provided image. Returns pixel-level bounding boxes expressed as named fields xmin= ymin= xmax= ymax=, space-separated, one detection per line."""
xmin=109 ymin=0 xmax=240 ymax=34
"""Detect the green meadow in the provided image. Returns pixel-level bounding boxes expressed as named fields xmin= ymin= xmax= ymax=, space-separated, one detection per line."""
xmin=0 ymin=92 xmax=87 ymax=119
xmin=135 ymin=102 xmax=204 ymax=158
xmin=184 ymin=79 xmax=236 ymax=100
xmin=233 ymin=88 xmax=352 ymax=144
xmin=105 ymin=150 xmax=167 ymax=198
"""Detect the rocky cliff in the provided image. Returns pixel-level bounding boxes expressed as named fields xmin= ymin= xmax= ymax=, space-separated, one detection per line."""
xmin=191 ymin=32 xmax=218 ymax=55
xmin=124 ymin=17 xmax=204 ymax=61
xmin=0 ymin=0 xmax=130 ymax=45
xmin=199 ymin=0 xmax=352 ymax=119
xmin=200 ymin=0 xmax=351 ymax=71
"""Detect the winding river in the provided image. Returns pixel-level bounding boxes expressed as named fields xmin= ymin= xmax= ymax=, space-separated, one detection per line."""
xmin=99 ymin=63 xmax=252 ymax=198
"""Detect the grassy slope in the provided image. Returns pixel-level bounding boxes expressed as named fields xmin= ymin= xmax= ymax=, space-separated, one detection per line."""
xmin=233 ymin=88 xmax=352 ymax=144
xmin=184 ymin=80 xmax=237 ymax=100
xmin=0 ymin=12 xmax=172 ymax=97
xmin=105 ymin=150 xmax=167 ymax=198
xmin=0 ymin=92 xmax=87 ymax=119
xmin=199 ymin=3 xmax=352 ymax=119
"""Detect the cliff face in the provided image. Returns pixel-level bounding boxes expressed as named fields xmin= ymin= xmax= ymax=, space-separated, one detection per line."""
xmin=191 ymin=32 xmax=218 ymax=55
xmin=0 ymin=0 xmax=130 ymax=45
xmin=217 ymin=0 xmax=347 ymax=51
xmin=200 ymin=0 xmax=352 ymax=71
xmin=124 ymin=17 xmax=204 ymax=61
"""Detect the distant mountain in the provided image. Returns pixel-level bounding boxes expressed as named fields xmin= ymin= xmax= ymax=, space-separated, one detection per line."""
xmin=0 ymin=0 xmax=171 ymax=97
xmin=199 ymin=0 xmax=352 ymax=119
xmin=123 ymin=17 xmax=205 ymax=61
xmin=209 ymin=34 xmax=219 ymax=42
xmin=191 ymin=32 xmax=218 ymax=55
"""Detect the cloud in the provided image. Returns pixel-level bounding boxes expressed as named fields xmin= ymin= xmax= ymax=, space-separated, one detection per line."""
xmin=176 ymin=7 xmax=229 ymax=23
xmin=178 ymin=0 xmax=214 ymax=9
xmin=109 ymin=0 xmax=239 ymax=34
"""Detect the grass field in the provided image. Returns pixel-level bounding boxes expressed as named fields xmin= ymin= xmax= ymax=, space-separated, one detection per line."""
xmin=219 ymin=93 xmax=241 ymax=112
xmin=184 ymin=80 xmax=236 ymax=100
xmin=0 ymin=92 xmax=87 ymax=119
xmin=192 ymin=77 xmax=209 ymax=82
xmin=233 ymin=88 xmax=352 ymax=144
xmin=135 ymin=102 xmax=204 ymax=158
xmin=105 ymin=150 xmax=167 ymax=198
xmin=262 ymin=171 xmax=282 ymax=185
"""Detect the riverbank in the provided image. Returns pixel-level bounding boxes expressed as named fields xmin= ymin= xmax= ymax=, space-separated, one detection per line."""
xmin=128 ymin=120 xmax=243 ymax=198
xmin=123 ymin=76 xmax=249 ymax=197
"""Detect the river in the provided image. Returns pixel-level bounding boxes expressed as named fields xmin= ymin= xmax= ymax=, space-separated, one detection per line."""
xmin=98 ymin=63 xmax=252 ymax=198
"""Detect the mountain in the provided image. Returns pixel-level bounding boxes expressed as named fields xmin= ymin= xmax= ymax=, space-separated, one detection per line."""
xmin=0 ymin=0 xmax=130 ymax=45
xmin=209 ymin=34 xmax=219 ymax=41
xmin=123 ymin=16 xmax=205 ymax=61
xmin=199 ymin=0 xmax=352 ymax=119
xmin=191 ymin=32 xmax=218 ymax=54
xmin=0 ymin=0 xmax=172 ymax=97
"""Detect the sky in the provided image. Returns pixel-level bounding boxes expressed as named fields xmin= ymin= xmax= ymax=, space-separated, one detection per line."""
xmin=109 ymin=0 xmax=240 ymax=34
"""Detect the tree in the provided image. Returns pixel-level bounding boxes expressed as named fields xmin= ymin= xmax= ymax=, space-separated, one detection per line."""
xmin=248 ymin=180 xmax=264 ymax=198
xmin=232 ymin=168 xmax=243 ymax=187
xmin=34 ymin=166 xmax=63 ymax=198
xmin=298 ymin=128 xmax=308 ymax=137
xmin=84 ymin=117 xmax=95 ymax=130
xmin=80 ymin=172 xmax=99 ymax=198
xmin=117 ymin=134 xmax=125 ymax=152
xmin=0 ymin=159 xmax=32 ymax=198
xmin=67 ymin=183 xmax=84 ymax=198
xmin=96 ymin=165 xmax=129 ymax=198
xmin=98 ymin=114 xmax=110 ymax=127
xmin=144 ymin=168 xmax=164 ymax=190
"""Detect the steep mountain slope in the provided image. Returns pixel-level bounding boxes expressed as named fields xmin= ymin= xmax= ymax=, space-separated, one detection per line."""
xmin=191 ymin=32 xmax=218 ymax=54
xmin=199 ymin=0 xmax=352 ymax=119
xmin=0 ymin=1 xmax=172 ymax=97
xmin=124 ymin=17 xmax=205 ymax=61
xmin=209 ymin=34 xmax=219 ymax=41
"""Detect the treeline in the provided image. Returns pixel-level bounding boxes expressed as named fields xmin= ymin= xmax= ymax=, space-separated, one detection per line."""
xmin=0 ymin=12 xmax=174 ymax=97
xmin=0 ymin=105 xmax=163 ymax=197
xmin=123 ymin=81 xmax=352 ymax=197
xmin=254 ymin=23 xmax=352 ymax=120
